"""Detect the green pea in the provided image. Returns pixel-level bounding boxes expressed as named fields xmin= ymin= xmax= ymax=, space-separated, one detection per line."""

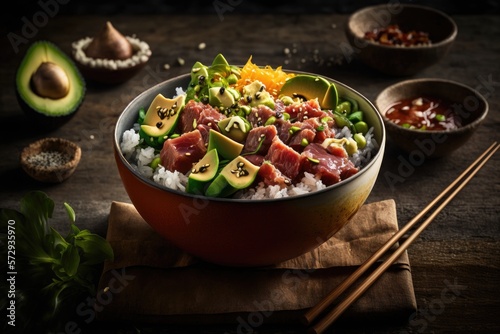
xmin=138 ymin=107 xmax=146 ymax=124
xmin=280 ymin=95 xmax=295 ymax=105
xmin=333 ymin=112 xmax=351 ymax=129
xmin=354 ymin=133 xmax=367 ymax=149
xmin=150 ymin=157 xmax=162 ymax=169
xmin=265 ymin=116 xmax=276 ymax=126
xmin=354 ymin=121 xmax=369 ymax=135
xmin=289 ymin=126 xmax=301 ymax=134
xmin=335 ymin=101 xmax=351 ymax=115
xmin=227 ymin=73 xmax=238 ymax=85
xmin=435 ymin=114 xmax=446 ymax=122
xmin=342 ymin=96 xmax=359 ymax=114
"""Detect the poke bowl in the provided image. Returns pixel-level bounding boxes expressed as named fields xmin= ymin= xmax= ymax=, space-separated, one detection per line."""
xmin=113 ymin=54 xmax=386 ymax=267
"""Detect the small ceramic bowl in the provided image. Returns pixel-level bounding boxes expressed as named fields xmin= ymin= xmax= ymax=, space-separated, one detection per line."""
xmin=375 ymin=78 xmax=488 ymax=158
xmin=345 ymin=4 xmax=457 ymax=76
xmin=20 ymin=137 xmax=82 ymax=183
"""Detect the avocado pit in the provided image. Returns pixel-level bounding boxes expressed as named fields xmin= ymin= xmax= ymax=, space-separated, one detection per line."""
xmin=85 ymin=21 xmax=134 ymax=60
xmin=71 ymin=21 xmax=151 ymax=84
xmin=31 ymin=62 xmax=70 ymax=99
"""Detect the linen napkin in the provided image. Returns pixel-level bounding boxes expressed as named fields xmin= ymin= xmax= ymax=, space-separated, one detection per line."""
xmin=96 ymin=199 xmax=417 ymax=326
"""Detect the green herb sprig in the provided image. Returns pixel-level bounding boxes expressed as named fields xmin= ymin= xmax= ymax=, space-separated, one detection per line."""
xmin=0 ymin=191 xmax=114 ymax=333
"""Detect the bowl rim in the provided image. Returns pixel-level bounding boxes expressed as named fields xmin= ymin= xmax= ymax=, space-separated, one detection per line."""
xmin=347 ymin=3 xmax=458 ymax=50
xmin=375 ymin=78 xmax=489 ymax=135
xmin=114 ymin=70 xmax=386 ymax=203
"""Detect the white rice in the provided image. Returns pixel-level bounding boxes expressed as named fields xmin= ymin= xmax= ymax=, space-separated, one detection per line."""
xmin=120 ymin=122 xmax=378 ymax=199
xmin=153 ymin=166 xmax=188 ymax=192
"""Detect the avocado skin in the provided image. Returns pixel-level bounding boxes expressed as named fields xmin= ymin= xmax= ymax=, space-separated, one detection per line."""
xmin=15 ymin=41 xmax=86 ymax=130
xmin=15 ymin=89 xmax=82 ymax=131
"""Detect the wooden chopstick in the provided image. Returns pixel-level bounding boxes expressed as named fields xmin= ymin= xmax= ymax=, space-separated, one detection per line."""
xmin=302 ymin=141 xmax=499 ymax=334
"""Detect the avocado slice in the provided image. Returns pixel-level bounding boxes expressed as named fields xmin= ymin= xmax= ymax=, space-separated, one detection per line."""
xmin=279 ymin=74 xmax=338 ymax=110
xmin=208 ymin=86 xmax=235 ymax=108
xmin=322 ymin=83 xmax=339 ymax=110
xmin=217 ymin=115 xmax=251 ymax=142
xmin=186 ymin=61 xmax=209 ymax=101
xmin=190 ymin=61 xmax=209 ymax=83
xmin=321 ymin=137 xmax=358 ymax=155
xmin=16 ymin=40 xmax=85 ymax=127
xmin=211 ymin=53 xmax=230 ymax=67
xmin=205 ymin=155 xmax=260 ymax=197
xmin=207 ymin=129 xmax=244 ymax=161
xmin=187 ymin=148 xmax=219 ymax=194
xmin=141 ymin=93 xmax=185 ymax=137
xmin=242 ymin=80 xmax=275 ymax=109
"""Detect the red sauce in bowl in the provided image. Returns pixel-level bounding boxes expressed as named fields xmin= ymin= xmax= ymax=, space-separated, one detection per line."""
xmin=364 ymin=24 xmax=431 ymax=47
xmin=385 ymin=96 xmax=461 ymax=131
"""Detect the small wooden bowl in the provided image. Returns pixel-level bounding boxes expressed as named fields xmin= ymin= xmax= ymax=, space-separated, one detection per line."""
xmin=20 ymin=137 xmax=82 ymax=183
xmin=375 ymin=79 xmax=488 ymax=158
xmin=346 ymin=4 xmax=457 ymax=76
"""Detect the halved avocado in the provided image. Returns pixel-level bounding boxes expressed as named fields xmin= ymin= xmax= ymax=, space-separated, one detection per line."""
xmin=279 ymin=74 xmax=338 ymax=110
xmin=205 ymin=155 xmax=260 ymax=198
xmin=16 ymin=40 xmax=85 ymax=129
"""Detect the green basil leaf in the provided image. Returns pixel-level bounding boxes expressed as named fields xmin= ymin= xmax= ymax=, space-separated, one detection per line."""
xmin=61 ymin=243 xmax=80 ymax=277
xmin=0 ymin=208 xmax=55 ymax=262
xmin=63 ymin=202 xmax=76 ymax=223
xmin=20 ymin=191 xmax=54 ymax=240
xmin=75 ymin=233 xmax=114 ymax=264
xmin=47 ymin=227 xmax=69 ymax=257
xmin=0 ymin=208 xmax=25 ymax=226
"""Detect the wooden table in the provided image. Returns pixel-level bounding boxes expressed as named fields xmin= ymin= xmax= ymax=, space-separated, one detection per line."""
xmin=1 ymin=10 xmax=499 ymax=334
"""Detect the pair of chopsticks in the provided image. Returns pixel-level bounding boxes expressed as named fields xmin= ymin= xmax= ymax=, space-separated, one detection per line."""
xmin=302 ymin=141 xmax=499 ymax=334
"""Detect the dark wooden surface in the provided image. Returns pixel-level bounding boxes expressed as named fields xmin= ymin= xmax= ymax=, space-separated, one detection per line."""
xmin=1 ymin=9 xmax=499 ymax=334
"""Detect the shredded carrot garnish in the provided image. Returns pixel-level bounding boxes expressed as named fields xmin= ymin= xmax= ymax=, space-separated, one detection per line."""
xmin=234 ymin=56 xmax=295 ymax=98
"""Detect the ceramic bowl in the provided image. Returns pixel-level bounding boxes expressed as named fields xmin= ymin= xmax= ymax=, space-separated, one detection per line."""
xmin=113 ymin=72 xmax=386 ymax=267
xmin=20 ymin=137 xmax=82 ymax=183
xmin=345 ymin=4 xmax=457 ymax=76
xmin=375 ymin=78 xmax=488 ymax=158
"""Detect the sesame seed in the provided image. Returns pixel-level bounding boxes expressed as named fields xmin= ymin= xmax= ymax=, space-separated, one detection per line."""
xmin=27 ymin=151 xmax=71 ymax=168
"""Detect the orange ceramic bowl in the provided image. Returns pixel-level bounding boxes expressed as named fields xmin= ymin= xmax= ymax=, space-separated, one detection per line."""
xmin=113 ymin=72 xmax=386 ymax=267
